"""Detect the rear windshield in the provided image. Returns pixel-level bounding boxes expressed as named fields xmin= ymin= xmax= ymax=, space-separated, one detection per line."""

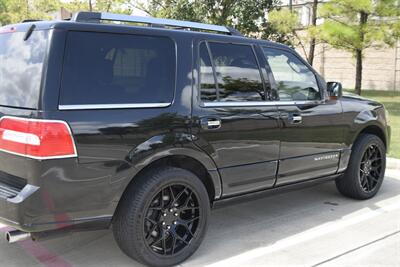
xmin=60 ymin=31 xmax=176 ymax=106
xmin=0 ymin=30 xmax=48 ymax=109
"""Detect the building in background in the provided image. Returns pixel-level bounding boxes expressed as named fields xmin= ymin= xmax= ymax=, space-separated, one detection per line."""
xmin=279 ymin=0 xmax=400 ymax=91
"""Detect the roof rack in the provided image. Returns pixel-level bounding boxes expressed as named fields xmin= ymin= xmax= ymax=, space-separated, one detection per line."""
xmin=72 ymin=12 xmax=242 ymax=36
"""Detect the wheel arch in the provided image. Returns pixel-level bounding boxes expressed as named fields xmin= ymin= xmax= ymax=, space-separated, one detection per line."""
xmin=133 ymin=154 xmax=219 ymax=203
xmin=114 ymin=147 xmax=222 ymax=217
xmin=354 ymin=124 xmax=387 ymax=149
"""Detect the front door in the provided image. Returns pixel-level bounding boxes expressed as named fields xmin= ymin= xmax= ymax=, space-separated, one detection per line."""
xmin=191 ymin=39 xmax=280 ymax=197
xmin=261 ymin=46 xmax=345 ymax=185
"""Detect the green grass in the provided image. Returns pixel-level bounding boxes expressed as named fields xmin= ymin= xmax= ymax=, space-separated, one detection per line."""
xmin=350 ymin=90 xmax=400 ymax=159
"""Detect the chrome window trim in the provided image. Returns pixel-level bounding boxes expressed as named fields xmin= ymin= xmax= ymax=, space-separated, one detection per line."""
xmin=100 ymin=12 xmax=230 ymax=34
xmin=201 ymin=100 xmax=324 ymax=108
xmin=59 ymin=103 xmax=171 ymax=110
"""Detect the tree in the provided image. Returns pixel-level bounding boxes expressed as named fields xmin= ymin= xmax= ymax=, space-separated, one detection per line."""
xmin=267 ymin=9 xmax=305 ymax=52
xmin=130 ymin=0 xmax=282 ymax=39
xmin=307 ymin=0 xmax=318 ymax=65
xmin=315 ymin=0 xmax=400 ymax=95
xmin=0 ymin=0 xmax=61 ymax=25
xmin=267 ymin=2 xmax=320 ymax=65
xmin=0 ymin=0 xmax=7 ymax=25
xmin=64 ymin=0 xmax=130 ymax=14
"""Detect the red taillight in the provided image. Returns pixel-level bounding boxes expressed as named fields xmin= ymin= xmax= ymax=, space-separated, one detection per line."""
xmin=0 ymin=117 xmax=77 ymax=160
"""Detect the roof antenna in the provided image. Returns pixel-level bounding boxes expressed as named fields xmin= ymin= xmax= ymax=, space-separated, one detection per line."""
xmin=23 ymin=24 xmax=36 ymax=41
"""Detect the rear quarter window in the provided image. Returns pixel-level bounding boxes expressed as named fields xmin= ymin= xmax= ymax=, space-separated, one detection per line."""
xmin=59 ymin=31 xmax=176 ymax=106
xmin=0 ymin=30 xmax=48 ymax=109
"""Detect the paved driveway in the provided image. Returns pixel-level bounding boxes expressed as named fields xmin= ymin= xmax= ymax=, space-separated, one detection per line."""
xmin=1 ymin=168 xmax=399 ymax=267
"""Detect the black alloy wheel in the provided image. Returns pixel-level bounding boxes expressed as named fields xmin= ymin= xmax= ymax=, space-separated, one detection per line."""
xmin=113 ymin=167 xmax=210 ymax=267
xmin=144 ymin=184 xmax=200 ymax=255
xmin=336 ymin=134 xmax=386 ymax=200
xmin=359 ymin=144 xmax=383 ymax=193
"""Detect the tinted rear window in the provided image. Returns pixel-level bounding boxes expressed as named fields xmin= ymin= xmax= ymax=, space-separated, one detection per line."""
xmin=60 ymin=31 xmax=176 ymax=106
xmin=0 ymin=30 xmax=48 ymax=109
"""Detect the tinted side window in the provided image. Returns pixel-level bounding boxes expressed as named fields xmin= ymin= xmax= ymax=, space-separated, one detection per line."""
xmin=262 ymin=47 xmax=320 ymax=101
xmin=60 ymin=32 xmax=175 ymax=105
xmin=203 ymin=42 xmax=264 ymax=102
xmin=199 ymin=42 xmax=217 ymax=102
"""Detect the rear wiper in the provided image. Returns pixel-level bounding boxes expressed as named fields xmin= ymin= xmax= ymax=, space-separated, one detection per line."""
xmin=23 ymin=24 xmax=36 ymax=41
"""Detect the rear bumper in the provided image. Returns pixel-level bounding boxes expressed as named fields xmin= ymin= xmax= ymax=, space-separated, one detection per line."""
xmin=0 ymin=151 xmax=125 ymax=233
xmin=0 ymin=182 xmax=39 ymax=230
xmin=0 ymin=177 xmax=113 ymax=233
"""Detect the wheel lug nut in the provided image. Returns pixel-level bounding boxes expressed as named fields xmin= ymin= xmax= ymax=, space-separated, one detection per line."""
xmin=162 ymin=222 xmax=166 ymax=225
xmin=173 ymin=221 xmax=177 ymax=225
xmin=169 ymin=209 xmax=173 ymax=212
xmin=174 ymin=213 xmax=178 ymax=216
xmin=163 ymin=213 xmax=167 ymax=217
xmin=167 ymin=225 xmax=171 ymax=229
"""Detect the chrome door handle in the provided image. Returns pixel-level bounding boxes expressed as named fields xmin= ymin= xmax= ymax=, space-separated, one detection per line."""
xmin=200 ymin=117 xmax=222 ymax=130
xmin=289 ymin=114 xmax=302 ymax=124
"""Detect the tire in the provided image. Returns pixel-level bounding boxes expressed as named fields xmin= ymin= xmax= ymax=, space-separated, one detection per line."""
xmin=112 ymin=167 xmax=210 ymax=267
xmin=336 ymin=134 xmax=386 ymax=200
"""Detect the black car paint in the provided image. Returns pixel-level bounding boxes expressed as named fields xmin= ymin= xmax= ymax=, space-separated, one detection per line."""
xmin=0 ymin=21 xmax=390 ymax=233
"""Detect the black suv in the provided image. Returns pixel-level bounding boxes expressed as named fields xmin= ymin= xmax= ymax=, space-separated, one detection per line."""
xmin=0 ymin=12 xmax=391 ymax=267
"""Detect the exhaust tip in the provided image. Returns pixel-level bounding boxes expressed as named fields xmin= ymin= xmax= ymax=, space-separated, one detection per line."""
xmin=5 ymin=230 xmax=31 ymax=243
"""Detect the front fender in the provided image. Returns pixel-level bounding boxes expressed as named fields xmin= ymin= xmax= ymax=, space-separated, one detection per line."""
xmin=346 ymin=108 xmax=388 ymax=148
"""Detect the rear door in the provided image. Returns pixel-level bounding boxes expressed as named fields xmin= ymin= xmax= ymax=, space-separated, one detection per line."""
xmin=192 ymin=39 xmax=280 ymax=197
xmin=261 ymin=45 xmax=344 ymax=185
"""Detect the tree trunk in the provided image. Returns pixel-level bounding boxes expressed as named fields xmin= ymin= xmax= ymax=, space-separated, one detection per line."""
xmin=308 ymin=39 xmax=316 ymax=66
xmin=107 ymin=0 xmax=112 ymax=12
xmin=355 ymin=49 xmax=362 ymax=95
xmin=89 ymin=0 xmax=93 ymax=12
xmin=307 ymin=0 xmax=318 ymax=65
xmin=355 ymin=11 xmax=368 ymax=95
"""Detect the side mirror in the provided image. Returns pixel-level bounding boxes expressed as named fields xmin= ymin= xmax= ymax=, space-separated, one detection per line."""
xmin=327 ymin=82 xmax=343 ymax=99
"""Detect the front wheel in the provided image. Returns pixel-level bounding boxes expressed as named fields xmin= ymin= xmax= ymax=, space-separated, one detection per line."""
xmin=336 ymin=134 xmax=386 ymax=199
xmin=113 ymin=167 xmax=210 ymax=267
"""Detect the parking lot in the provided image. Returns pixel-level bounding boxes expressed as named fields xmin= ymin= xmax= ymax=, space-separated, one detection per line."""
xmin=1 ymin=168 xmax=399 ymax=267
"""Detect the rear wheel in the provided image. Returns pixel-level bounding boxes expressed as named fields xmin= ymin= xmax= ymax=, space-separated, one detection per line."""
xmin=336 ymin=134 xmax=386 ymax=199
xmin=113 ymin=167 xmax=210 ymax=267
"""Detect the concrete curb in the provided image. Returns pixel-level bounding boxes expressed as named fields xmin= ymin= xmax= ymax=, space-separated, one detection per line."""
xmin=387 ymin=157 xmax=400 ymax=171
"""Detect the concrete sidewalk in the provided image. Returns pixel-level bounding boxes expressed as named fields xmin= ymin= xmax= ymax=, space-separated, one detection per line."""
xmin=1 ymin=169 xmax=399 ymax=267
xmin=387 ymin=157 xmax=400 ymax=171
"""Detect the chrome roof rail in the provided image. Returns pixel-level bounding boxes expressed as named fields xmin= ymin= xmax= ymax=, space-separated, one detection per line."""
xmin=72 ymin=12 xmax=242 ymax=36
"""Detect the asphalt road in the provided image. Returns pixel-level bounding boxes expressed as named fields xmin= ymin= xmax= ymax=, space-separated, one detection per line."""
xmin=1 ymin=168 xmax=399 ymax=267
